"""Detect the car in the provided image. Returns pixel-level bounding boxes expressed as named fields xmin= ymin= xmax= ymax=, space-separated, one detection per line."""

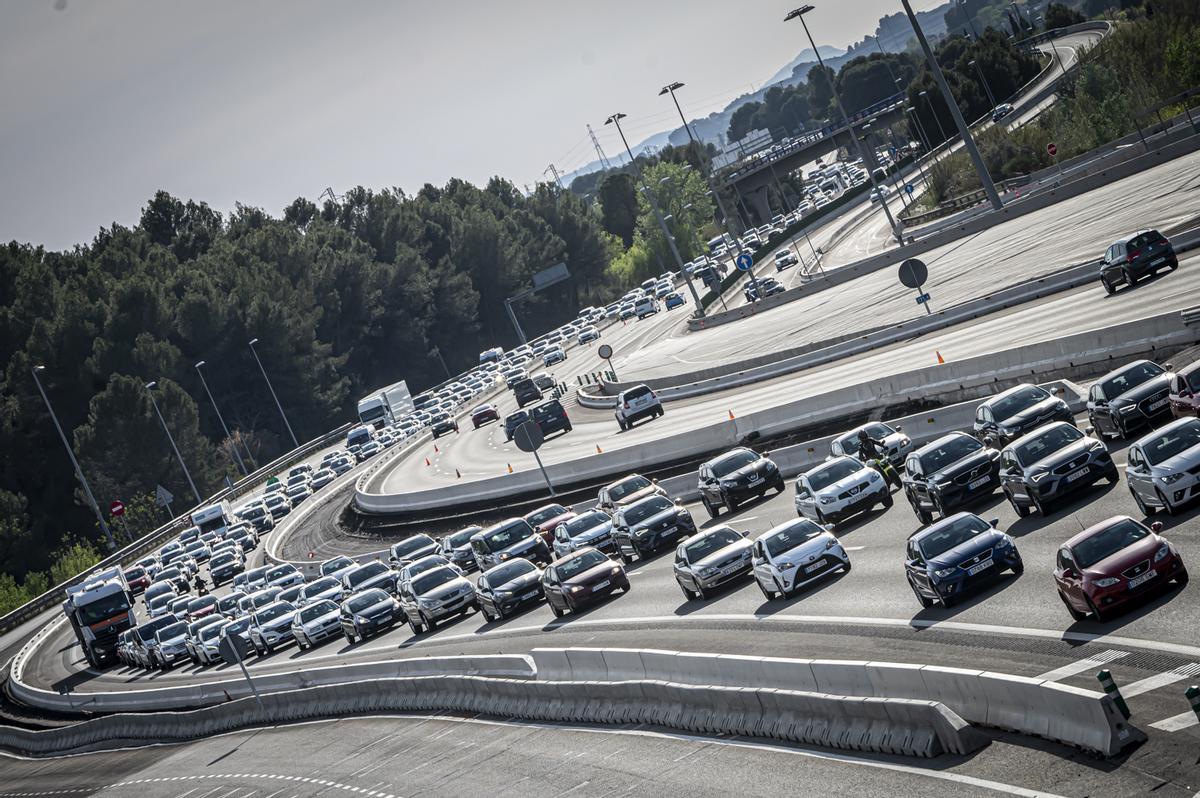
xmin=614 ymin=384 xmax=663 ymax=431
xmin=310 ymin=467 xmax=336 ymax=490
xmin=663 ymin=292 xmax=685 ymax=310
xmin=578 ymin=326 xmax=600 ymax=344
xmin=388 ymin=534 xmax=440 ymax=567
xmin=285 ymin=473 xmax=311 ymax=490
xmin=183 ymin=616 xmax=223 ymax=664
xmin=794 ymin=455 xmax=892 ymax=526
xmin=264 ymin=563 xmax=305 ymax=589
xmin=470 ymin=518 xmax=552 ymax=571
xmin=597 ymin=473 xmax=666 ymax=512
xmin=183 ymin=540 xmax=211 ymax=563
xmin=234 ymin=565 xmax=272 ymax=594
xmin=902 ymin=432 xmax=1001 ymax=525
xmin=999 ymin=422 xmax=1118 ymax=517
xmin=341 ymin=561 xmax=399 ymax=596
xmin=439 ymin=526 xmax=482 ymax=572
xmin=151 ymin=619 xmax=192 ymax=670
xmin=829 ymin=422 xmax=912 ymax=468
xmin=509 ymin=377 xmax=543 ymax=410
xmin=247 ymin=600 xmax=298 ymax=655
xmin=697 ymin=447 xmax=785 ymax=517
xmin=1125 ymin=417 xmax=1200 ymax=516
xmin=531 ymin=372 xmax=557 ymax=393
xmin=1087 ymin=359 xmax=1174 ymax=440
xmin=123 ymin=565 xmax=151 ymax=594
xmin=129 ymin=615 xmax=179 ymax=669
xmin=542 ymin=547 xmax=629 ymax=617
xmin=360 ymin=439 xmax=386 ymax=459
xmin=298 ymin=575 xmax=344 ymax=606
xmin=471 ymin=404 xmax=500 ymax=429
xmin=743 ymin=277 xmax=784 ymax=302
xmin=1169 ymin=358 xmax=1200 ymax=419
xmin=905 ymin=513 xmax=1022 ymax=608
xmin=634 ymin=296 xmax=659 ymax=319
xmin=1055 ymin=515 xmax=1187 ymax=622
xmin=396 ymin=554 xmax=459 ymax=591
xmin=217 ymin=591 xmax=246 ymax=619
xmin=774 ymin=250 xmax=798 ymax=270
xmin=398 ymin=565 xmax=478 ymax=634
xmin=147 ymin=592 xmax=177 ymax=618
xmin=291 ymin=599 xmax=342 ymax=650
xmin=226 ymin=526 xmax=258 ymax=553
xmin=217 ymin=617 xmax=255 ymax=664
xmin=531 ymin=398 xmax=572 ymax=437
xmin=522 ymin=503 xmax=575 ymax=546
xmin=476 ymin=558 xmax=544 ymax=621
xmin=618 ymin=304 xmax=636 ymax=320
xmin=263 ymin=493 xmax=291 ymax=520
xmin=973 ymin=383 xmax=1074 ymax=446
xmin=168 ymin=594 xmax=195 ymax=618
xmin=429 ymin=413 xmax=459 ymax=439
xmin=552 ymin=509 xmax=616 ymax=558
xmin=239 ymin=587 xmax=282 ymax=615
xmin=328 ymin=456 xmax=354 ymax=476
xmin=869 ymin=186 xmax=892 ymax=203
xmin=990 ymin=102 xmax=1014 ymax=122
xmin=185 ymin=594 xmax=219 ymax=621
xmin=673 ymin=525 xmax=754 ymax=600
xmin=194 ymin=618 xmax=231 ymax=664
xmin=542 ymin=346 xmax=566 ymax=366
xmin=1100 ymin=229 xmax=1178 ymax=295
xmin=752 ymin=518 xmax=850 ymax=599
xmin=320 ymin=555 xmax=357 ymax=582
xmin=151 ymin=566 xmax=189 ymax=593
xmin=611 ymin=494 xmax=696 ymax=563
xmin=339 ymin=588 xmax=401 ymax=643
xmin=285 ymin=482 xmax=314 ymax=505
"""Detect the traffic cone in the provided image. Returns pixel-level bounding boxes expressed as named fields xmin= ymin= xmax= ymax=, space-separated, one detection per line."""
xmin=596 ymin=444 xmax=603 ymax=454
xmin=507 ymin=463 xmax=514 ymax=474
xmin=424 ymin=457 xmax=431 ymax=466
xmin=308 ymin=551 xmax=315 ymax=559
xmin=728 ymin=409 xmax=736 ymax=420
xmin=936 ymin=351 xmax=945 ymax=364
xmin=455 ymin=469 xmax=461 ymax=479
xmin=434 ymin=444 xmax=440 ymax=453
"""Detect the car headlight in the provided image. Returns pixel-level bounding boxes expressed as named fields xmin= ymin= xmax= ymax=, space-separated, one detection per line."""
xmin=1093 ymin=577 xmax=1121 ymax=588
xmin=819 ymin=495 xmax=835 ymax=505
xmin=568 ymin=585 xmax=586 ymax=593
xmin=823 ymin=538 xmax=839 ymax=551
xmin=998 ymin=425 xmax=1018 ymax=437
xmin=417 ymin=597 xmax=437 ymax=607
xmin=1029 ymin=471 xmax=1050 ymax=483
xmin=1158 ymin=473 xmax=1186 ymax=484
xmin=699 ymin=566 xmax=720 ymax=578
xmin=1117 ymin=404 xmax=1137 ymax=414
xmin=494 ymin=590 xmax=513 ymax=599
xmin=993 ymin=535 xmax=1012 ymax=549
xmin=933 ymin=567 xmax=957 ymax=579
xmin=1088 ymin=441 xmax=1107 ymax=453
xmin=1154 ymin=543 xmax=1171 ymax=562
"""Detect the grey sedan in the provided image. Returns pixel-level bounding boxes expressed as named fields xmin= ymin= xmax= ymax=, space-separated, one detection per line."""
xmin=673 ymin=525 xmax=753 ymax=601
xmin=1126 ymin=417 xmax=1200 ymax=516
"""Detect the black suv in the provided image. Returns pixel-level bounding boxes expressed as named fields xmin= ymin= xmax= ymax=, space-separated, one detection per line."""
xmin=1100 ymin=229 xmax=1177 ymax=295
xmin=504 ymin=410 xmax=530 ymax=442
xmin=1087 ymin=359 xmax=1174 ymax=439
xmin=972 ymin=383 xmax=1074 ymax=446
xmin=902 ymin=432 xmax=1001 ymax=525
xmin=611 ymin=495 xmax=696 ymax=563
xmin=512 ymin=378 xmax=543 ymax=409
xmin=697 ymin=447 xmax=784 ymax=517
xmin=531 ymin=399 xmax=572 ymax=437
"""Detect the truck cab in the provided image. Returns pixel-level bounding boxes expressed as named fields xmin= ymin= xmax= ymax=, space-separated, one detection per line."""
xmin=62 ymin=566 xmax=135 ymax=668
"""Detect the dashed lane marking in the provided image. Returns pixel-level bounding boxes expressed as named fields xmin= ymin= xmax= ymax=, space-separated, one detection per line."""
xmin=1122 ymin=662 xmax=1200 ymax=698
xmin=1036 ymin=649 xmax=1128 ymax=681
xmin=1149 ymin=710 xmax=1199 ymax=733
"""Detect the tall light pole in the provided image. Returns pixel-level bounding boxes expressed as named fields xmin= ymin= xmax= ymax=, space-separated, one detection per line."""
xmin=919 ymin=90 xmax=949 ymax=146
xmin=31 ymin=366 xmax=116 ymax=551
xmin=194 ymin=360 xmax=249 ymax=475
xmin=904 ymin=107 xmax=932 ymax=188
xmin=248 ymin=338 xmax=299 ymax=449
xmin=784 ymin=5 xmax=905 ymax=246
xmin=659 ymin=82 xmax=697 ymax=146
xmin=144 ymin=381 xmax=202 ymax=505
xmin=605 ymin=113 xmax=638 ymax=173
xmin=902 ymin=0 xmax=1002 ymax=210
xmin=968 ymin=59 xmax=996 ymax=108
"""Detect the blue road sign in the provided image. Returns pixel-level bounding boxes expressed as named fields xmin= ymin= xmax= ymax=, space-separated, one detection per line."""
xmin=735 ymin=252 xmax=754 ymax=272
xmin=905 ymin=183 xmax=915 ymax=195
xmin=916 ymin=292 xmax=932 ymax=305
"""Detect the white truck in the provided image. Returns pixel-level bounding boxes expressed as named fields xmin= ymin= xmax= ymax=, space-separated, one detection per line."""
xmin=62 ymin=566 xmax=135 ymax=668
xmin=357 ymin=380 xmax=413 ymax=429
xmin=190 ymin=500 xmax=234 ymax=537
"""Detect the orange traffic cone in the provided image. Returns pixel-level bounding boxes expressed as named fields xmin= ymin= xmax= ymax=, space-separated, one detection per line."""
xmin=728 ymin=409 xmax=736 ymax=420
xmin=433 ymin=444 xmax=440 ymax=453
xmin=507 ymin=463 xmax=514 ymax=474
xmin=424 ymin=457 xmax=431 ymax=466
xmin=936 ymin=351 xmax=946 ymax=364
xmin=596 ymin=444 xmax=604 ymax=454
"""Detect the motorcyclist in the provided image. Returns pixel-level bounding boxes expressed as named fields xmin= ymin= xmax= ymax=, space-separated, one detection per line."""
xmin=857 ymin=429 xmax=900 ymax=489
xmin=193 ymin=574 xmax=208 ymax=596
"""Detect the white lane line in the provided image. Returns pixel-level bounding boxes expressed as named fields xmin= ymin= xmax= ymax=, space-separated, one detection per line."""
xmin=844 ymin=546 xmax=867 ymax=552
xmin=1149 ymin=710 xmax=1199 ymax=733
xmin=1122 ymin=662 xmax=1200 ymax=698
xmin=1036 ymin=649 xmax=1128 ymax=682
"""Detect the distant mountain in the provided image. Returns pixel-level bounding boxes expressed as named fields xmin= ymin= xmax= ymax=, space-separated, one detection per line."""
xmin=763 ymin=45 xmax=845 ymax=87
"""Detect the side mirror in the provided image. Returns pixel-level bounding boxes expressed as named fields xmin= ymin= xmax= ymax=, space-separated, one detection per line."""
xmin=982 ymin=436 xmax=996 ymax=449
xmin=1085 ymin=426 xmax=1096 ymax=435
xmin=988 ymin=518 xmax=1000 ymax=528
xmin=823 ymin=524 xmax=835 ymax=533
xmin=895 ymin=425 xmax=903 ymax=432
xmin=740 ymin=529 xmax=751 ymax=538
xmin=1063 ymin=568 xmax=1079 ymax=580
xmin=1151 ymin=521 xmax=1164 ymax=533
xmin=1165 ymin=363 xmax=1173 ymax=371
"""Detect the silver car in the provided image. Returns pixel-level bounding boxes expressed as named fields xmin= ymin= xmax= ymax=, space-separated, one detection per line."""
xmin=673 ymin=525 xmax=754 ymax=601
xmin=1126 ymin=417 xmax=1200 ymax=516
xmin=398 ymin=565 xmax=478 ymax=634
xmin=248 ymin=600 xmax=298 ymax=655
xmin=265 ymin=562 xmax=305 ymax=589
xmin=397 ymin=554 xmax=460 ymax=591
xmin=552 ymin=509 xmax=615 ymax=558
xmin=751 ymin=518 xmax=850 ymax=599
xmin=291 ymin=599 xmax=342 ymax=650
xmin=298 ymin=575 xmax=344 ymax=605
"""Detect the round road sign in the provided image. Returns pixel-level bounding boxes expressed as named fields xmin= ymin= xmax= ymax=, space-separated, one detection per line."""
xmin=1047 ymin=142 xmax=1058 ymax=157
xmin=514 ymin=420 xmax=545 ymax=453
xmin=735 ymin=252 xmax=754 ymax=272
xmin=598 ymin=344 xmax=613 ymax=360
xmin=898 ymin=258 xmax=928 ymax=289
xmin=110 ymin=500 xmax=125 ymax=517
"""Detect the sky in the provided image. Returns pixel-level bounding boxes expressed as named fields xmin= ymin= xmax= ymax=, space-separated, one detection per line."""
xmin=0 ymin=0 xmax=947 ymax=250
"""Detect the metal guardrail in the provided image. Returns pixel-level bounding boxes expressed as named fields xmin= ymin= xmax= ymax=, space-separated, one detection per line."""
xmin=1182 ymin=306 xmax=1200 ymax=327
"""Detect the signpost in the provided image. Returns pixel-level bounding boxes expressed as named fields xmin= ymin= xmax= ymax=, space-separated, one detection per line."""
xmin=735 ymin=251 xmax=762 ymax=303
xmin=905 ymin=183 xmax=915 ymax=196
xmin=513 ymin=420 xmax=555 ymax=496
xmin=218 ymin=634 xmax=266 ymax=713
xmin=1047 ymin=141 xmax=1063 ymax=180
xmin=154 ymin=483 xmax=174 ymax=518
xmin=898 ymin=258 xmax=933 ymax=315
xmin=109 ymin=500 xmax=125 ymax=517
xmin=597 ymin=344 xmax=616 ymax=380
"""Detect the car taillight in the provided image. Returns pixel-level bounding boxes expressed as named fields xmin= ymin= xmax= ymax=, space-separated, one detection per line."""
xmin=1127 ymin=249 xmax=1140 ymax=262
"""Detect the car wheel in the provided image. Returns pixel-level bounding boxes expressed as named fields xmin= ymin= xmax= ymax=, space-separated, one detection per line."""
xmin=724 ymin=492 xmax=739 ymax=513
xmin=565 ymin=424 xmax=573 ymax=432
xmin=1011 ymin=558 xmax=1024 ymax=576
xmin=1032 ymin=494 xmax=1049 ymax=517
xmin=1156 ymin=489 xmax=1178 ymax=516
xmin=915 ymin=500 xmax=933 ymax=526
xmin=422 ymin=613 xmax=437 ymax=632
xmin=1086 ymin=596 xmax=1108 ymax=623
xmin=814 ymin=507 xmax=827 ymax=526
xmin=931 ymin=494 xmax=946 ymax=520
xmin=1059 ymin=589 xmax=1087 ymax=621
xmin=549 ymin=601 xmax=564 ymax=618
xmin=343 ymin=630 xmax=355 ymax=644
xmin=1123 ymin=268 xmax=1135 ymax=286
xmin=1176 ymin=567 xmax=1189 ymax=587
xmin=909 ymin=577 xmax=934 ymax=608
xmin=408 ymin=617 xmax=422 ymax=634
xmin=1131 ymin=486 xmax=1156 ymax=517
xmin=1102 ymin=277 xmax=1115 ymax=296
xmin=694 ymin=583 xmax=707 ymax=601
xmin=493 ymin=603 xmax=505 ymax=621
xmin=1007 ymin=489 xmax=1030 ymax=518
xmin=679 ymin=580 xmax=695 ymax=600
xmin=758 ymin=580 xmax=775 ymax=600
xmin=881 ymin=491 xmax=894 ymax=509
xmin=940 ymin=591 xmax=957 ymax=608
xmin=701 ymin=496 xmax=719 ymax=519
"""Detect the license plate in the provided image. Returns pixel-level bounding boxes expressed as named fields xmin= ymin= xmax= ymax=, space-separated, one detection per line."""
xmin=1149 ymin=398 xmax=1168 ymax=411
xmin=1128 ymin=569 xmax=1156 ymax=589
xmin=968 ymin=475 xmax=991 ymax=490
xmin=721 ymin=563 xmax=743 ymax=576
xmin=592 ymin=580 xmax=610 ymax=591
xmin=804 ymin=561 xmax=824 ymax=574
xmin=748 ymin=475 xmax=762 ymax=484
xmin=662 ymin=525 xmax=677 ymax=536
xmin=1150 ymin=257 xmax=1165 ymax=266
xmin=521 ymin=590 xmax=539 ymax=601
xmin=967 ymin=558 xmax=993 ymax=576
xmin=1066 ymin=466 xmax=1090 ymax=483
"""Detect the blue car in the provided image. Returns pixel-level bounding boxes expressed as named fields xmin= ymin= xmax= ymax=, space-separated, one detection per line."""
xmin=664 ymin=292 xmax=685 ymax=310
xmin=904 ymin=512 xmax=1022 ymax=608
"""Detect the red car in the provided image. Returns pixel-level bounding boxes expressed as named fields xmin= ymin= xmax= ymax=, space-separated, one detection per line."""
xmin=1169 ymin=359 xmax=1200 ymax=419
xmin=523 ymin=503 xmax=576 ymax=546
xmin=124 ymin=566 xmax=151 ymax=594
xmin=1054 ymin=516 xmax=1187 ymax=622
xmin=471 ymin=403 xmax=500 ymax=429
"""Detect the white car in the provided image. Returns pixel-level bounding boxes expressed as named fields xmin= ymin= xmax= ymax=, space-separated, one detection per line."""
xmin=774 ymin=250 xmax=798 ymax=270
xmin=794 ymin=456 xmax=892 ymax=526
xmin=614 ymin=384 xmax=663 ymax=431
xmin=247 ymin=600 xmax=298 ymax=655
xmin=634 ymin=297 xmax=659 ymax=319
xmin=578 ymin=326 xmax=600 ymax=344
xmin=751 ymin=518 xmax=851 ymax=599
xmin=551 ymin=509 xmax=616 ymax=558
xmin=1126 ymin=417 xmax=1200 ymax=515
xmin=829 ymin=422 xmax=913 ymax=468
xmin=265 ymin=562 xmax=305 ymax=589
xmin=543 ymin=346 xmax=566 ymax=366
xmin=397 ymin=554 xmax=461 ymax=592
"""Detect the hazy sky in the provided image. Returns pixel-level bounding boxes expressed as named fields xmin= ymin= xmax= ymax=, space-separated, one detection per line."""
xmin=1 ymin=0 xmax=945 ymax=250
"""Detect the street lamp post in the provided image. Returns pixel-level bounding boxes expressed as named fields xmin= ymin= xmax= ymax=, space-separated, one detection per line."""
xmin=31 ymin=366 xmax=116 ymax=551
xmin=248 ymin=338 xmax=299 ymax=449
xmin=904 ymin=107 xmax=932 ymax=189
xmin=194 ymin=360 xmax=249 ymax=475
xmin=919 ymin=90 xmax=950 ymax=146
xmin=785 ymin=5 xmax=905 ymax=246
xmin=144 ymin=381 xmax=202 ymax=505
xmin=968 ymin=59 xmax=996 ymax=109
xmin=901 ymin=0 xmax=1002 ymax=210
xmin=659 ymin=82 xmax=697 ymax=146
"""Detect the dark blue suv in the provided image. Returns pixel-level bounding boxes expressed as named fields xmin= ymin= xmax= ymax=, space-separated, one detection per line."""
xmin=904 ymin=513 xmax=1023 ymax=608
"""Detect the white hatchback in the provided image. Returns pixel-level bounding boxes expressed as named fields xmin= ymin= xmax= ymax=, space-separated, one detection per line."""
xmin=752 ymin=518 xmax=850 ymax=598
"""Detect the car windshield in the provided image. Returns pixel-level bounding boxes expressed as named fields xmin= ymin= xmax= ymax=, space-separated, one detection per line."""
xmin=684 ymin=528 xmax=742 ymax=562
xmin=1013 ymin=425 xmax=1084 ymax=467
xmin=322 ymin=556 xmax=353 ymax=575
xmin=558 ymin=549 xmax=608 ymax=579
xmin=480 ymin=521 xmax=533 ymax=552
xmin=157 ymin=621 xmax=188 ymax=641
xmin=609 ymin=475 xmax=651 ymax=501
xmin=624 ymin=386 xmax=652 ymax=401
xmin=303 ymin=577 xmax=338 ymax=596
xmin=254 ymin=602 xmax=295 ymax=623
xmin=405 ymin=557 xmax=446 ymax=578
xmin=266 ymin=565 xmax=295 ymax=580
xmin=347 ymin=591 xmax=388 ymax=612
xmin=763 ymin=520 xmax=824 ymax=557
xmin=919 ymin=436 xmax=983 ymax=473
xmin=224 ymin=618 xmax=251 ymax=635
xmin=1144 ymin=421 xmax=1200 ymax=465
xmin=712 ymin=450 xmax=759 ymax=477
xmin=200 ymin=623 xmax=228 ymax=641
xmin=187 ymin=597 xmax=216 ymax=612
xmin=218 ymin=594 xmax=243 ymax=611
xmin=1073 ymin=519 xmax=1151 ymax=568
xmin=472 ymin=405 xmax=492 ymax=414
xmin=487 ymin=559 xmax=536 ymax=585
xmin=1128 ymin=231 xmax=1164 ymax=249
xmin=77 ymin=592 xmax=133 ymax=625
xmin=1100 ymin=362 xmax=1163 ymax=398
xmin=392 ymin=536 xmax=434 ymax=557
xmin=991 ymin=386 xmax=1050 ymax=420
xmin=526 ymin=505 xmax=567 ymax=526
xmin=149 ymin=595 xmax=174 ymax=610
xmin=412 ymin=568 xmax=459 ymax=595
xmin=623 ymin=496 xmax=673 ymax=525
xmin=807 ymin=458 xmax=863 ymax=491
xmin=348 ymin=563 xmax=388 ymax=586
xmin=506 ymin=412 xmax=530 ymax=425
xmin=445 ymin=528 xmax=477 ymax=548
xmin=211 ymin=553 xmax=234 ymax=566
xmin=563 ymin=511 xmax=608 ymax=535
xmin=299 ymin=601 xmax=337 ymax=621
xmin=917 ymin=515 xmax=991 ymax=560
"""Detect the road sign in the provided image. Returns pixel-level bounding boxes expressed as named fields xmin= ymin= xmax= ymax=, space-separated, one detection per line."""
xmin=916 ymin=292 xmax=932 ymax=305
xmin=109 ymin=500 xmax=125 ymax=517
xmin=1047 ymin=142 xmax=1058 ymax=157
xmin=266 ymin=476 xmax=280 ymax=485
xmin=898 ymin=258 xmax=928 ymax=289
xmin=531 ymin=262 xmax=570 ymax=290
xmin=154 ymin=484 xmax=174 ymax=508
xmin=514 ymin=420 xmax=545 ymax=453
xmin=597 ymin=344 xmax=613 ymax=360
xmin=735 ymin=252 xmax=754 ymax=272
xmin=905 ymin=183 xmax=915 ymax=196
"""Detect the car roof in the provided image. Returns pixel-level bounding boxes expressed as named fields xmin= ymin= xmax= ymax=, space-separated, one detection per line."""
xmin=979 ymin=382 xmax=1038 ymax=407
xmin=706 ymin=447 xmax=754 ymax=466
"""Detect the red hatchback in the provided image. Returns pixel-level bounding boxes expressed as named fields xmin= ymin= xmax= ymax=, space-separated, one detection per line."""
xmin=1054 ymin=516 xmax=1187 ymax=622
xmin=1169 ymin=359 xmax=1200 ymax=419
xmin=470 ymin=403 xmax=500 ymax=428
xmin=523 ymin=503 xmax=576 ymax=546
xmin=124 ymin=566 xmax=151 ymax=594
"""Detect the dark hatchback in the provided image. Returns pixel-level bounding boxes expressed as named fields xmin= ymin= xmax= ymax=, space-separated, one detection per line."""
xmin=339 ymin=588 xmax=400 ymax=644
xmin=999 ymin=422 xmax=1119 ymax=516
xmin=512 ymin=378 xmax=543 ymax=409
xmin=697 ymin=447 xmax=785 ymax=517
xmin=476 ymin=558 xmax=544 ymax=621
xmin=903 ymin=432 xmax=1001 ymax=525
xmin=542 ymin=547 xmax=629 ymax=617
xmin=973 ymin=383 xmax=1074 ymax=445
xmin=531 ymin=398 xmax=573 ymax=437
xmin=503 ymin=410 xmax=530 ymax=441
xmin=1100 ymin=229 xmax=1178 ymax=295
xmin=430 ymin=413 xmax=459 ymax=439
xmin=1087 ymin=359 xmax=1173 ymax=440
xmin=611 ymin=494 xmax=696 ymax=563
xmin=438 ymin=526 xmax=482 ymax=573
xmin=905 ymin=513 xmax=1023 ymax=608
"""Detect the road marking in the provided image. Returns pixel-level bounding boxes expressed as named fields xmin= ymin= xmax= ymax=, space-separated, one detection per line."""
xmin=1149 ymin=710 xmax=1199 ymax=733
xmin=1121 ymin=662 xmax=1200 ymax=698
xmin=844 ymin=546 xmax=867 ymax=552
xmin=1036 ymin=649 xmax=1128 ymax=681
